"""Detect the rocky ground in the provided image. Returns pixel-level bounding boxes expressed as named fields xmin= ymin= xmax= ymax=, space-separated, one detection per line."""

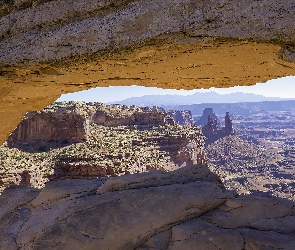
xmin=1 ymin=165 xmax=295 ymax=250
xmin=207 ymin=106 xmax=295 ymax=200
xmin=2 ymin=101 xmax=295 ymax=203
xmin=1 ymin=102 xmax=295 ymax=248
xmin=206 ymin=133 xmax=295 ymax=201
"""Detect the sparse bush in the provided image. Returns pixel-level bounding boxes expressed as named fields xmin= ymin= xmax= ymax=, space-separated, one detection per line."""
xmin=38 ymin=146 xmax=47 ymax=152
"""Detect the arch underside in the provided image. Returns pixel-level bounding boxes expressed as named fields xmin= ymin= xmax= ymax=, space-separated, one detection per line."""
xmin=0 ymin=0 xmax=295 ymax=143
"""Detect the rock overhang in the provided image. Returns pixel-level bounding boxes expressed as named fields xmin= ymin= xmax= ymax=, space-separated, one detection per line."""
xmin=0 ymin=0 xmax=295 ymax=144
xmin=0 ymin=2 xmax=295 ymax=246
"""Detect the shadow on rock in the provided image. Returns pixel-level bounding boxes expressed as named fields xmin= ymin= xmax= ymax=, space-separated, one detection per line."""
xmin=6 ymin=139 xmax=76 ymax=153
xmin=0 ymin=164 xmax=294 ymax=249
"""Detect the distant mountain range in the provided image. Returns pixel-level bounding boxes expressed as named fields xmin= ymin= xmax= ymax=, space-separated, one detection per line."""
xmin=108 ymin=92 xmax=291 ymax=106
xmin=166 ymin=100 xmax=295 ymax=117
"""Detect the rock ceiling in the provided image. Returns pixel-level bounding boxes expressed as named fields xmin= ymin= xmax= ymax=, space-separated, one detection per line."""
xmin=1 ymin=39 xmax=294 ymax=145
xmin=0 ymin=0 xmax=295 ymax=144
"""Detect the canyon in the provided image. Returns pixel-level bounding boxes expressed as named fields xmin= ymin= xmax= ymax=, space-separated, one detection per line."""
xmin=0 ymin=102 xmax=204 ymax=192
xmin=8 ymin=102 xmax=194 ymax=144
xmin=1 ymin=0 xmax=295 ymax=249
xmin=1 ymin=101 xmax=295 ymax=249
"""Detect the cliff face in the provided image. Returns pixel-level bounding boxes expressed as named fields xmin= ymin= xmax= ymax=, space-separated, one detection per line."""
xmin=8 ymin=110 xmax=89 ymax=145
xmin=0 ymin=0 xmax=295 ymax=65
xmin=167 ymin=110 xmax=194 ymax=126
xmin=8 ymin=102 xmax=194 ymax=145
xmin=92 ymin=108 xmax=167 ymax=126
xmin=1 ymin=1 xmax=295 ymax=248
xmin=90 ymin=104 xmax=195 ymax=127
xmin=49 ymin=129 xmax=206 ymax=182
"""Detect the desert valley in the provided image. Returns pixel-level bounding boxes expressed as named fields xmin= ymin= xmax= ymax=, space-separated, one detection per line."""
xmin=1 ymin=98 xmax=295 ymax=249
xmin=1 ymin=0 xmax=295 ymax=248
xmin=1 ymin=99 xmax=294 ymax=201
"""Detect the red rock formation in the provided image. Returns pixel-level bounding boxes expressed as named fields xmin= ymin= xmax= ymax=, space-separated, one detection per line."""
xmin=48 ymin=154 xmax=118 ymax=181
xmin=3 ymin=102 xmax=206 ymax=188
xmin=48 ymin=132 xmax=207 ymax=182
xmin=8 ymin=102 xmax=195 ymax=145
xmin=202 ymin=111 xmax=235 ymax=139
xmin=223 ymin=111 xmax=235 ymax=135
xmin=167 ymin=110 xmax=194 ymax=126
xmin=8 ymin=109 xmax=89 ymax=145
xmin=92 ymin=106 xmax=191 ymax=127
xmin=197 ymin=108 xmax=219 ymax=126
xmin=202 ymin=115 xmax=219 ymax=138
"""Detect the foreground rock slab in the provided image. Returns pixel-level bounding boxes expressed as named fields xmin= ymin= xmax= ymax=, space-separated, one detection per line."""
xmin=0 ymin=165 xmax=294 ymax=249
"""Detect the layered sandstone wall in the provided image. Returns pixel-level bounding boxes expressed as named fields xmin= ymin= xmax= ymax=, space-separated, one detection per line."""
xmin=92 ymin=109 xmax=166 ymax=126
xmin=0 ymin=2 xmax=295 ymax=248
xmin=8 ymin=109 xmax=89 ymax=145
xmin=1 ymin=0 xmax=295 ymax=146
xmin=49 ymin=131 xmax=206 ymax=182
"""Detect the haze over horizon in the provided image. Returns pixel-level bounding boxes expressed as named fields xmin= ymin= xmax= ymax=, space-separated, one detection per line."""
xmin=56 ymin=76 xmax=295 ymax=103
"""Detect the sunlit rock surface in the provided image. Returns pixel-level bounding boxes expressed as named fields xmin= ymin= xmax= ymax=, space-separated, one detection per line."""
xmin=7 ymin=101 xmax=195 ymax=144
xmin=0 ymin=0 xmax=295 ymax=144
xmin=8 ymin=108 xmax=89 ymax=145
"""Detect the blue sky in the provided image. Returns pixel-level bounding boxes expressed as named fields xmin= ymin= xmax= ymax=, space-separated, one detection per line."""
xmin=56 ymin=76 xmax=295 ymax=103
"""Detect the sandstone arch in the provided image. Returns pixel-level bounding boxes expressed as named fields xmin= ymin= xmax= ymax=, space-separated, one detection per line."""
xmin=0 ymin=0 xmax=295 ymax=143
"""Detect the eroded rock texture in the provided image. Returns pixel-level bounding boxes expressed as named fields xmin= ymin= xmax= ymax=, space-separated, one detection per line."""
xmin=0 ymin=1 xmax=295 ymax=248
xmin=0 ymin=0 xmax=295 ymax=65
xmin=196 ymin=108 xmax=219 ymax=126
xmin=1 ymin=0 xmax=295 ymax=146
xmin=278 ymin=45 xmax=295 ymax=62
xmin=168 ymin=110 xmax=194 ymax=126
xmin=8 ymin=109 xmax=89 ymax=145
xmin=0 ymin=165 xmax=294 ymax=250
xmin=202 ymin=111 xmax=234 ymax=139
